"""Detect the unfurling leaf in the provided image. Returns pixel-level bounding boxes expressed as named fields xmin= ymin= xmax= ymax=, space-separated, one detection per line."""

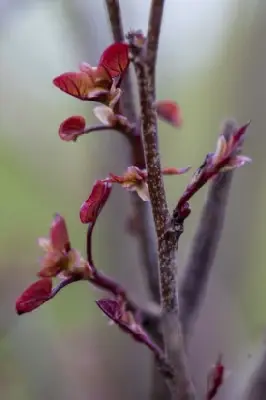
xmin=79 ymin=62 xmax=96 ymax=74
xmin=59 ymin=116 xmax=86 ymax=142
xmin=38 ymin=256 xmax=68 ymax=278
xmin=53 ymin=72 xmax=108 ymax=100
xmin=96 ymin=298 xmax=122 ymax=320
xmin=80 ymin=180 xmax=112 ymax=224
xmin=220 ymin=155 xmax=252 ymax=171
xmin=16 ymin=278 xmax=52 ymax=315
xmin=135 ymin=183 xmax=150 ymax=201
xmin=212 ymin=135 xmax=228 ymax=165
xmin=50 ymin=214 xmax=70 ymax=252
xmin=53 ymin=72 xmax=94 ymax=99
xmin=96 ymin=298 xmax=147 ymax=345
xmin=79 ymin=63 xmax=111 ymax=85
xmin=98 ymin=42 xmax=129 ymax=78
xmin=156 ymin=100 xmax=182 ymax=127
xmin=231 ymin=121 xmax=251 ymax=147
xmin=93 ymin=105 xmax=115 ymax=126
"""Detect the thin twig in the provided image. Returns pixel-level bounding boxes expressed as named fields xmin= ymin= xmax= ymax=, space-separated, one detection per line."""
xmin=146 ymin=0 xmax=165 ymax=92
xmin=178 ymin=120 xmax=243 ymax=338
xmin=76 ymin=124 xmax=133 ymax=141
xmin=129 ymin=32 xmax=196 ymax=400
xmin=104 ymin=0 xmax=137 ymax=122
xmin=104 ymin=0 xmax=124 ymax=42
xmin=83 ymin=125 xmax=113 ymax=134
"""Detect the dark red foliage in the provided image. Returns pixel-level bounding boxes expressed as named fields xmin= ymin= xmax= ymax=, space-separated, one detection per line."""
xmin=98 ymin=42 xmax=129 ymax=78
xmin=59 ymin=116 xmax=86 ymax=142
xmin=15 ymin=278 xmax=52 ymax=315
xmin=50 ymin=214 xmax=71 ymax=252
xmin=80 ymin=180 xmax=113 ymax=224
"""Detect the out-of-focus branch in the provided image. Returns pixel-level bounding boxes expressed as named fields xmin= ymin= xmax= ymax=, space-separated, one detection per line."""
xmin=179 ymin=120 xmax=238 ymax=338
xmin=104 ymin=0 xmax=124 ymax=42
xmin=243 ymin=348 xmax=266 ymax=400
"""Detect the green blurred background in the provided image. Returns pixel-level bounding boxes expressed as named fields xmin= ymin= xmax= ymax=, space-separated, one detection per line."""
xmin=0 ymin=0 xmax=265 ymax=398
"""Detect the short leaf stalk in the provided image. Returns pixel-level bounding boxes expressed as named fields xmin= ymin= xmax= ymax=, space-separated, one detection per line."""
xmin=15 ymin=2 xmax=252 ymax=400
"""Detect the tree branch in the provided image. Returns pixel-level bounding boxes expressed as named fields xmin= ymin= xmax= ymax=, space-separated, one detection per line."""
xmin=243 ymin=348 xmax=266 ymax=400
xmin=128 ymin=39 xmax=170 ymax=238
xmin=104 ymin=2 xmax=168 ymax=398
xmin=179 ymin=120 xmax=238 ymax=338
xmin=104 ymin=0 xmax=124 ymax=42
xmin=146 ymin=0 xmax=165 ymax=91
xmin=129 ymin=32 xmax=196 ymax=400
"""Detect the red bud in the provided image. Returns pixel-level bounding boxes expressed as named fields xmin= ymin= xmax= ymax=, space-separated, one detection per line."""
xmin=16 ymin=278 xmax=52 ymax=315
xmin=80 ymin=180 xmax=112 ymax=224
xmin=50 ymin=214 xmax=70 ymax=252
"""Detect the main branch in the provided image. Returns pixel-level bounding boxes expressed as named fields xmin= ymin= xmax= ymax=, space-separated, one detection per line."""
xmin=129 ymin=32 xmax=195 ymax=400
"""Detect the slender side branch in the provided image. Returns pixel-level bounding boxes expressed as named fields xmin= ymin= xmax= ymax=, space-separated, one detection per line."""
xmin=146 ymin=0 xmax=165 ymax=91
xmin=104 ymin=0 xmax=137 ymax=123
xmin=83 ymin=125 xmax=114 ymax=135
xmin=179 ymin=120 xmax=243 ymax=338
xmin=243 ymin=348 xmax=266 ymax=400
xmin=104 ymin=0 xmax=124 ymax=42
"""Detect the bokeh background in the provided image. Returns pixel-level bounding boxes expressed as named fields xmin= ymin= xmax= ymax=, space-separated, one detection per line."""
xmin=0 ymin=0 xmax=265 ymax=399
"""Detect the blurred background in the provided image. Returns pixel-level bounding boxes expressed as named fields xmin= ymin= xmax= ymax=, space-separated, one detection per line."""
xmin=0 ymin=0 xmax=265 ymax=398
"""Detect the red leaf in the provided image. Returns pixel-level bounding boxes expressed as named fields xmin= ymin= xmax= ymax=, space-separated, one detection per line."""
xmin=80 ymin=180 xmax=112 ymax=224
xmin=96 ymin=298 xmax=121 ymax=320
xmin=98 ymin=42 xmax=129 ymax=78
xmin=16 ymin=278 xmax=52 ymax=315
xmin=50 ymin=214 xmax=71 ymax=252
xmin=59 ymin=116 xmax=86 ymax=142
xmin=231 ymin=121 xmax=251 ymax=149
xmin=156 ymin=100 xmax=182 ymax=127
xmin=53 ymin=72 xmax=95 ymax=100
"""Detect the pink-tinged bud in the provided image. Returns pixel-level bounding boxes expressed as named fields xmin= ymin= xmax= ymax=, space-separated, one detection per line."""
xmin=80 ymin=180 xmax=112 ymax=224
xmin=155 ymin=100 xmax=182 ymax=127
xmin=50 ymin=214 xmax=71 ymax=252
xmin=93 ymin=105 xmax=116 ymax=126
xmin=206 ymin=355 xmax=225 ymax=400
xmin=96 ymin=298 xmax=147 ymax=345
xmin=59 ymin=115 xmax=86 ymax=142
xmin=231 ymin=121 xmax=251 ymax=148
xmin=16 ymin=278 xmax=52 ymax=315
xmin=212 ymin=135 xmax=228 ymax=166
xmin=96 ymin=298 xmax=122 ymax=320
